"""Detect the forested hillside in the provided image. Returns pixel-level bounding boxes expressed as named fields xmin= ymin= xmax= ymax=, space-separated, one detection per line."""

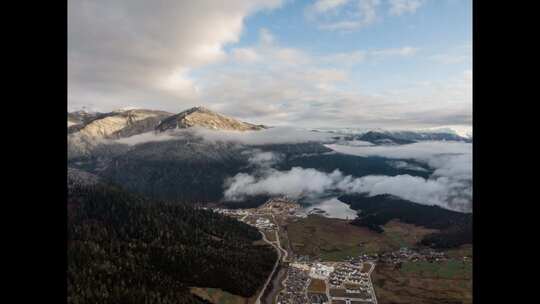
xmin=339 ymin=194 xmax=472 ymax=249
xmin=68 ymin=182 xmax=277 ymax=304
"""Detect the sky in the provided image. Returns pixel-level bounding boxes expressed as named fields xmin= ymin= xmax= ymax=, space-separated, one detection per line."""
xmin=68 ymin=0 xmax=472 ymax=132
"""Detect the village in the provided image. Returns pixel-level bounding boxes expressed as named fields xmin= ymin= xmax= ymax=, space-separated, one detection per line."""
xmin=210 ymin=197 xmax=454 ymax=304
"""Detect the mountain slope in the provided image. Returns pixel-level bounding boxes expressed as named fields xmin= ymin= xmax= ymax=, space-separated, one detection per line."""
xmin=156 ymin=106 xmax=265 ymax=132
xmin=69 ymin=109 xmax=173 ymax=139
xmin=356 ymin=130 xmax=471 ymax=144
xmin=68 ymin=180 xmax=277 ymax=303
xmin=339 ymin=194 xmax=472 ymax=248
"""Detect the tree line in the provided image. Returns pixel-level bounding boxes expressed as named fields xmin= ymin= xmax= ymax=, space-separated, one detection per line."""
xmin=68 ymin=182 xmax=277 ymax=303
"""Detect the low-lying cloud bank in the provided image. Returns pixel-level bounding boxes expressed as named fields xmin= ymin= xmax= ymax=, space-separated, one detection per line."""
xmin=113 ymin=126 xmax=335 ymax=146
xmin=325 ymin=141 xmax=472 ymax=183
xmin=224 ymin=141 xmax=472 ymax=212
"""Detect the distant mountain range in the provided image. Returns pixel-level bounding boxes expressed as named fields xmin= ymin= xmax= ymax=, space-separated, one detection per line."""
xmin=68 ymin=106 xmax=264 ymax=138
xmin=356 ymin=130 xmax=472 ymax=144
xmin=321 ymin=129 xmax=471 ymax=145
xmin=67 ymin=106 xmax=471 ymax=204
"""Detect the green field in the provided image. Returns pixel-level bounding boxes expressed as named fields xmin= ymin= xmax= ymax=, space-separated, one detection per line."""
xmin=286 ymin=215 xmax=394 ymax=261
xmin=400 ymin=260 xmax=472 ymax=280
xmin=372 ymin=263 xmax=472 ymax=304
xmin=382 ymin=220 xmax=439 ymax=249
xmin=190 ymin=287 xmax=252 ymax=304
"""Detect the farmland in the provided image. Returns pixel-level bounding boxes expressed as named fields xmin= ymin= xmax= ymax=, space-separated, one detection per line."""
xmin=286 ymin=215 xmax=393 ymax=260
xmin=372 ymin=262 xmax=472 ymax=304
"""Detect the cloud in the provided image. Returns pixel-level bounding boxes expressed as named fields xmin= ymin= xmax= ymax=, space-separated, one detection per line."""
xmin=224 ymin=141 xmax=472 ymax=212
xmin=224 ymin=167 xmax=470 ymax=212
xmin=370 ymin=46 xmax=419 ymax=57
xmin=259 ymin=28 xmax=276 ymax=45
xmin=111 ymin=126 xmax=336 ymax=146
xmin=197 ymin=29 xmax=452 ymax=130
xmin=190 ymin=126 xmax=336 ymax=145
xmin=68 ymin=0 xmax=283 ymax=111
xmin=69 ymin=2 xmax=471 ymax=132
xmin=306 ymin=0 xmax=380 ymax=31
xmin=387 ymin=160 xmax=429 ymax=172
xmin=429 ymin=43 xmax=472 ymax=65
xmin=224 ymin=167 xmax=343 ymax=200
xmin=232 ymin=48 xmax=261 ymax=63
xmin=388 ymin=0 xmax=427 ymax=16
xmin=244 ymin=150 xmax=284 ymax=168
xmin=113 ymin=131 xmax=177 ymax=146
xmin=311 ymin=0 xmax=350 ymax=13
xmin=326 ymin=141 xmax=472 ymax=211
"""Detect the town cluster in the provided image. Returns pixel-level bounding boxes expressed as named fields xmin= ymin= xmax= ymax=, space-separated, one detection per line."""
xmin=209 ymin=197 xmax=457 ymax=304
xmin=277 ymin=260 xmax=377 ymax=304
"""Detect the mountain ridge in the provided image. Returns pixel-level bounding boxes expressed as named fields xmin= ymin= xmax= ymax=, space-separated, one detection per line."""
xmin=155 ymin=106 xmax=266 ymax=132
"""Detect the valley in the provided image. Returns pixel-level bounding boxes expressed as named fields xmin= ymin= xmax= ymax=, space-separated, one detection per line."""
xmin=67 ymin=106 xmax=473 ymax=304
xmin=211 ymin=197 xmax=472 ymax=304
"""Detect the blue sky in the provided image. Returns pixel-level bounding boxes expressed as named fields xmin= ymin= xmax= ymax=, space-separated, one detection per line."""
xmin=69 ymin=0 xmax=472 ymax=134
xmin=240 ymin=0 xmax=471 ymax=91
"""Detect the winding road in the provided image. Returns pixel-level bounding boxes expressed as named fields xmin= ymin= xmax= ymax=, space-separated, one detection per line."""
xmin=255 ymin=230 xmax=282 ymax=304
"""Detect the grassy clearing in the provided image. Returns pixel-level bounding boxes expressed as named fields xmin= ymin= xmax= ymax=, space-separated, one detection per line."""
xmin=445 ymin=244 xmax=473 ymax=258
xmin=400 ymin=260 xmax=472 ymax=280
xmin=190 ymin=287 xmax=253 ymax=304
xmin=372 ymin=263 xmax=472 ymax=304
xmin=286 ymin=215 xmax=393 ymax=261
xmin=382 ymin=220 xmax=439 ymax=249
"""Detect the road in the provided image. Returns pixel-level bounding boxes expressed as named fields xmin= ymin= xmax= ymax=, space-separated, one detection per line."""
xmin=271 ymin=214 xmax=288 ymax=261
xmin=255 ymin=230 xmax=282 ymax=304
xmin=366 ymin=262 xmax=378 ymax=304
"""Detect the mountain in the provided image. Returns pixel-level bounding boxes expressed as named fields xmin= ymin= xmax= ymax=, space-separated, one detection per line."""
xmin=67 ymin=110 xmax=102 ymax=127
xmin=313 ymin=127 xmax=471 ymax=144
xmin=66 ymin=106 xmax=272 ymax=196
xmin=358 ymin=131 xmax=416 ymax=145
xmin=156 ymin=106 xmax=265 ymax=132
xmin=67 ymin=106 xmax=468 ymax=208
xmin=68 ymin=109 xmax=173 ymax=139
xmin=67 ymin=178 xmax=276 ymax=303
xmin=339 ymin=194 xmax=472 ymax=248
xmin=67 ymin=167 xmax=100 ymax=189
xmin=354 ymin=130 xmax=471 ymax=145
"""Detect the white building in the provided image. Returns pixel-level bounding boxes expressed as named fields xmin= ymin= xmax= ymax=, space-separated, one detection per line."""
xmin=310 ymin=263 xmax=334 ymax=279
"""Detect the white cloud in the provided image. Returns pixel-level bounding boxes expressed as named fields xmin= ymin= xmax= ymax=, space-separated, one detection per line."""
xmin=232 ymin=48 xmax=261 ymax=63
xmin=113 ymin=131 xmax=177 ymax=146
xmin=69 ymin=2 xmax=470 ymax=132
xmin=112 ymin=126 xmax=336 ymax=146
xmin=259 ymin=27 xmax=276 ymax=45
xmin=326 ymin=141 xmax=472 ymax=211
xmin=68 ymin=0 xmax=283 ymax=111
xmin=195 ymin=29 xmax=442 ymax=129
xmin=224 ymin=140 xmax=472 ymax=212
xmin=388 ymin=160 xmax=429 ymax=172
xmin=245 ymin=150 xmax=284 ymax=168
xmin=190 ymin=126 xmax=336 ymax=144
xmin=306 ymin=0 xmax=381 ymax=31
xmin=322 ymin=51 xmax=367 ymax=65
xmin=429 ymin=43 xmax=472 ymax=65
xmin=224 ymin=167 xmax=342 ymax=200
xmin=371 ymin=46 xmax=419 ymax=57
xmin=430 ymin=54 xmax=470 ymax=65
xmin=311 ymin=0 xmax=351 ymax=13
xmin=388 ymin=0 xmax=427 ymax=16
xmin=224 ymin=167 xmax=470 ymax=212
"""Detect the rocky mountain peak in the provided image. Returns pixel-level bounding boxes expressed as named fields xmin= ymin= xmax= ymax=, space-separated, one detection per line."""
xmin=155 ymin=106 xmax=265 ymax=132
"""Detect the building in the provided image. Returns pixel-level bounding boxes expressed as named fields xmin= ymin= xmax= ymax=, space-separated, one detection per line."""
xmin=310 ymin=263 xmax=335 ymax=279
